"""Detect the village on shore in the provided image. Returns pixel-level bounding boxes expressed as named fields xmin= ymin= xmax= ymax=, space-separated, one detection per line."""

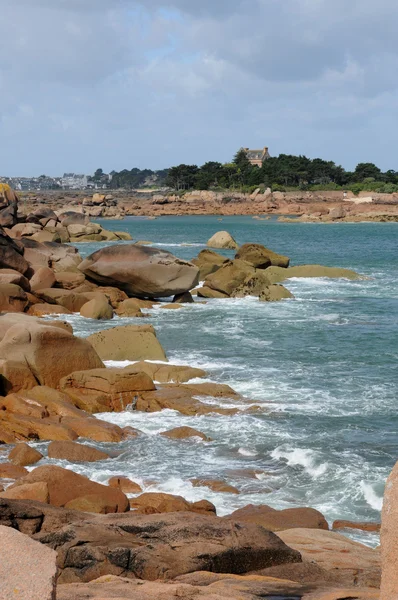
xmin=0 ymin=183 xmax=396 ymax=600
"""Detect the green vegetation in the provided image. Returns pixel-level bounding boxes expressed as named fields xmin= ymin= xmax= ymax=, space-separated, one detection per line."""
xmin=95 ymin=152 xmax=398 ymax=194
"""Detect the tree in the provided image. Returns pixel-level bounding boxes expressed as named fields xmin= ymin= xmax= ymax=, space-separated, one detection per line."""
xmin=93 ymin=168 xmax=104 ymax=181
xmin=354 ymin=163 xmax=382 ymax=181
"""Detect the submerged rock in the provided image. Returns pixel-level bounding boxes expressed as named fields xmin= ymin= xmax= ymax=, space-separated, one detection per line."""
xmin=78 ymin=244 xmax=199 ymax=298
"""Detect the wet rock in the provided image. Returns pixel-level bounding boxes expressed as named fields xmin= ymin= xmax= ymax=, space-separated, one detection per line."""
xmin=27 ymin=303 xmax=72 ymax=316
xmin=204 ymin=259 xmax=255 ymax=296
xmin=333 ymin=519 xmax=380 ymax=533
xmin=192 ymin=248 xmax=229 ymax=279
xmin=0 ymin=525 xmax=57 ymax=600
xmin=47 ymin=441 xmax=110 ymax=463
xmin=207 ymin=231 xmax=239 ymax=250
xmin=87 ymin=324 xmax=167 ymax=361
xmin=173 ymin=291 xmax=194 ymax=303
xmin=236 ymin=243 xmax=290 ymax=268
xmin=79 ymin=244 xmax=199 ymax=298
xmin=259 ymin=284 xmax=294 ymax=301
xmin=108 ymin=477 xmax=143 ymax=494
xmin=228 ymin=504 xmax=329 ymax=531
xmin=59 ymin=366 xmax=156 ymax=413
xmin=137 ymin=386 xmax=238 ymax=416
xmin=8 ymin=442 xmax=43 ymax=466
xmin=160 ymin=426 xmax=211 ymax=441
xmin=191 ymin=478 xmax=240 ymax=494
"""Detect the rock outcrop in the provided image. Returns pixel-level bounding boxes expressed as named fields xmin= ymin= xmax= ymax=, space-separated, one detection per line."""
xmin=0 ymin=313 xmax=104 ymax=393
xmin=87 ymin=324 xmax=167 ymax=362
xmin=79 ymin=244 xmax=199 ymax=298
xmin=227 ymin=504 xmax=329 ymax=531
xmin=236 ymin=243 xmax=290 ymax=268
xmin=381 ymin=459 xmax=398 ymax=599
xmin=0 ymin=525 xmax=57 ymax=600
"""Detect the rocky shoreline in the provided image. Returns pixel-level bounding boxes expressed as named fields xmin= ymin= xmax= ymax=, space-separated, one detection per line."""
xmin=0 ymin=188 xmax=395 ymax=599
xmin=15 ymin=187 xmax=398 ymax=223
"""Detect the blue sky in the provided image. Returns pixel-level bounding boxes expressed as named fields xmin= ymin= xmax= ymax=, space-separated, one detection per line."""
xmin=1 ymin=0 xmax=398 ymax=175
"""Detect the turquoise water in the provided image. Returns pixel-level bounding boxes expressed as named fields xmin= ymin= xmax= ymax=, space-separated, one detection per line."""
xmin=48 ymin=217 xmax=398 ymax=544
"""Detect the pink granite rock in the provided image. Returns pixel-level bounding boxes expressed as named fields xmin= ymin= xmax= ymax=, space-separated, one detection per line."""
xmin=0 ymin=525 xmax=57 ymax=599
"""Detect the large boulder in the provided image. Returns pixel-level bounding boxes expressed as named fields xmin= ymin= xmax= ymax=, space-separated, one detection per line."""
xmin=0 ymin=525 xmax=57 ymax=600
xmin=236 ymin=243 xmax=290 ymax=268
xmin=0 ymin=268 xmax=30 ymax=291
xmin=59 ymin=366 xmax=156 ymax=412
xmin=9 ymin=465 xmax=129 ymax=513
xmin=0 ymin=313 xmax=104 ymax=393
xmin=204 ymin=259 xmax=255 ymax=296
xmin=78 ymin=244 xmax=200 ymax=298
xmin=87 ymin=324 xmax=167 ymax=361
xmin=34 ymin=510 xmax=301 ymax=583
xmin=0 ymin=226 xmax=29 ymax=274
xmin=192 ymin=249 xmax=229 ymax=280
xmin=227 ymin=504 xmax=329 ymax=531
xmin=381 ymin=459 xmax=398 ymax=599
xmin=207 ymin=231 xmax=238 ymax=250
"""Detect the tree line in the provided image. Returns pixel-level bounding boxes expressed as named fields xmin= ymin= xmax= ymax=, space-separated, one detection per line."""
xmin=94 ymin=150 xmax=398 ymax=194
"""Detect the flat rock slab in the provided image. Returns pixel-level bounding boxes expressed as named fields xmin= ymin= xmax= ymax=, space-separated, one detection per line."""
xmin=0 ymin=524 xmax=57 ymax=600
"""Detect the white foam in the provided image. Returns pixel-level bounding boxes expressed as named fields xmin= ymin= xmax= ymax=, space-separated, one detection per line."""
xmin=360 ymin=482 xmax=383 ymax=511
xmin=271 ymin=447 xmax=328 ymax=478
xmin=238 ymin=448 xmax=258 ymax=457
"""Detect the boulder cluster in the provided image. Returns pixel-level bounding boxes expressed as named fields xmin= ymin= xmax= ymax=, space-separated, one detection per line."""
xmin=0 ymin=191 xmax=389 ymax=600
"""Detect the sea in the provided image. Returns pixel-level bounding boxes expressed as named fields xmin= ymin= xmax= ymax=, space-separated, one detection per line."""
xmin=23 ymin=216 xmax=398 ymax=546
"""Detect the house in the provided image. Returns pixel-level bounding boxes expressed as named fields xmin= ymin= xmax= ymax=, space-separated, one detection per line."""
xmin=244 ymin=147 xmax=270 ymax=167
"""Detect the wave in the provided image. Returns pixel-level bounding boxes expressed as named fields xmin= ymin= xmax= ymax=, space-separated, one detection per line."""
xmin=360 ymin=482 xmax=383 ymax=511
xmin=271 ymin=447 xmax=328 ymax=478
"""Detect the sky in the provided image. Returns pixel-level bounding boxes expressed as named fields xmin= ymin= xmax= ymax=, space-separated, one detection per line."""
xmin=1 ymin=0 xmax=398 ymax=176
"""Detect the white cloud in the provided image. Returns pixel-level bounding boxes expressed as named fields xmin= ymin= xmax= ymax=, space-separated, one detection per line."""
xmin=0 ymin=0 xmax=397 ymax=175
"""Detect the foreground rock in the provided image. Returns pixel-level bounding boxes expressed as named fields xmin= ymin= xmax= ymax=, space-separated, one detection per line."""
xmin=33 ymin=509 xmax=301 ymax=582
xmin=228 ymin=504 xmax=329 ymax=531
xmin=0 ymin=313 xmax=104 ymax=393
xmin=381 ymin=459 xmax=398 ymax=599
xmin=87 ymin=324 xmax=167 ymax=361
xmin=278 ymin=528 xmax=380 ymax=588
xmin=57 ymin=574 xmax=313 ymax=600
xmin=79 ymin=244 xmax=199 ymax=298
xmin=8 ymin=465 xmax=129 ymax=513
xmin=9 ymin=442 xmax=43 ymax=466
xmin=207 ymin=231 xmax=239 ymax=250
xmin=0 ymin=525 xmax=57 ymax=600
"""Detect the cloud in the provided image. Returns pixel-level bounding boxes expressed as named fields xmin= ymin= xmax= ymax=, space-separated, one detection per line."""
xmin=0 ymin=0 xmax=397 ymax=175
